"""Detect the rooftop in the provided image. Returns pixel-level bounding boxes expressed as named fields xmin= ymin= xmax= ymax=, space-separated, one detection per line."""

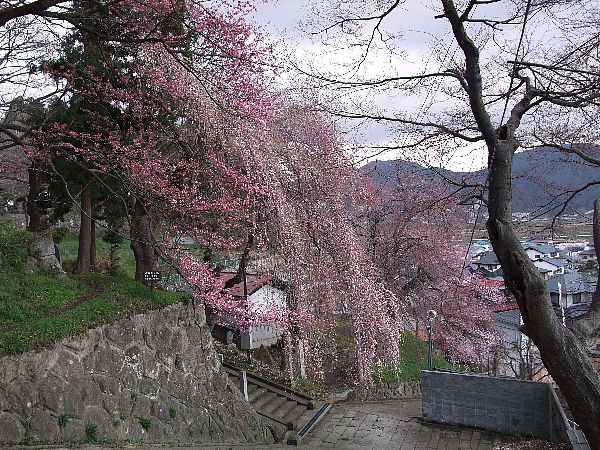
xmin=216 ymin=272 xmax=273 ymax=297
xmin=547 ymin=272 xmax=596 ymax=294
xmin=474 ymin=252 xmax=500 ymax=266
xmin=522 ymin=242 xmax=558 ymax=255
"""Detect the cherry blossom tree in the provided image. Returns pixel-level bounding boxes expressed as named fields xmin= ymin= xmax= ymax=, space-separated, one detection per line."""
xmin=305 ymin=0 xmax=600 ymax=443
xmin=356 ymin=169 xmax=503 ymax=366
xmin=10 ymin=0 xmax=412 ymax=385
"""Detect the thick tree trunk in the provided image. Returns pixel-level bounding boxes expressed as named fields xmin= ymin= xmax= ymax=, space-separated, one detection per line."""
xmin=130 ymin=199 xmax=157 ymax=284
xmin=487 ymin=140 xmax=600 ymax=448
xmin=26 ymin=164 xmax=42 ymax=232
xmin=90 ymin=205 xmax=96 ymax=271
xmin=74 ymin=179 xmax=92 ymax=273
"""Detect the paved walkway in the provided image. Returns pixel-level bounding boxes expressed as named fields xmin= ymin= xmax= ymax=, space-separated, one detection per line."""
xmin=300 ymin=399 xmax=519 ymax=449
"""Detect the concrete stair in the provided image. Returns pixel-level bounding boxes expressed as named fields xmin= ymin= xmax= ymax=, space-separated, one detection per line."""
xmin=223 ymin=363 xmax=315 ymax=432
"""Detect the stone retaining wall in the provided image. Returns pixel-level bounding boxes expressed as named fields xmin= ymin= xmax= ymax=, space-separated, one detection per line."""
xmin=0 ymin=303 xmax=273 ymax=446
xmin=354 ymin=380 xmax=421 ymax=401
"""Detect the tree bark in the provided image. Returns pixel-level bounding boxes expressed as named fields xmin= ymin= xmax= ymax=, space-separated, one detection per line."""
xmin=74 ymin=178 xmax=92 ymax=273
xmin=130 ymin=198 xmax=157 ymax=284
xmin=224 ymin=232 xmax=254 ymax=289
xmin=90 ymin=208 xmax=96 ymax=271
xmin=26 ymin=164 xmax=42 ymax=232
xmin=437 ymin=2 xmax=600 ymax=444
xmin=487 ymin=140 xmax=600 ymax=448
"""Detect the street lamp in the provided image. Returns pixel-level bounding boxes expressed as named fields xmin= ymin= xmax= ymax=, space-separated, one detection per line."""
xmin=427 ymin=309 xmax=437 ymax=371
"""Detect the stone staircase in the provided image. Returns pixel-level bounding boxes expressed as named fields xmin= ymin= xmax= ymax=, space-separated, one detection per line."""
xmin=222 ymin=362 xmax=316 ymax=432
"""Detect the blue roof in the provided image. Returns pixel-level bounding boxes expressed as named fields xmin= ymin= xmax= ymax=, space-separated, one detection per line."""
xmin=540 ymin=257 xmax=566 ymax=267
xmin=522 ymin=242 xmax=558 ymax=254
xmin=474 ymin=251 xmax=500 ymax=266
xmin=547 ymin=273 xmax=596 ymax=294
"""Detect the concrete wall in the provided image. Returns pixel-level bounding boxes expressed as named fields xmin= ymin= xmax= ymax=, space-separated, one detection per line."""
xmin=421 ymin=370 xmax=571 ymax=443
xmin=0 ymin=303 xmax=273 ymax=446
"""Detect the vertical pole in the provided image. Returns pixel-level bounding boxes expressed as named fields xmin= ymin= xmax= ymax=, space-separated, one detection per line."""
xmin=243 ymin=266 xmax=251 ymax=363
xmin=240 ymin=370 xmax=248 ymax=401
xmin=427 ymin=320 xmax=433 ymax=371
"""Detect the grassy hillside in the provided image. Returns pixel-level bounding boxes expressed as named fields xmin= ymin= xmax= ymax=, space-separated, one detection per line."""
xmin=58 ymin=230 xmax=136 ymax=277
xmin=373 ymin=332 xmax=464 ymax=382
xmin=0 ymin=223 xmax=189 ymax=357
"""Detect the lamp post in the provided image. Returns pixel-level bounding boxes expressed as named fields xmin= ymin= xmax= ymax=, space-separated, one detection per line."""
xmin=427 ymin=309 xmax=437 ymax=371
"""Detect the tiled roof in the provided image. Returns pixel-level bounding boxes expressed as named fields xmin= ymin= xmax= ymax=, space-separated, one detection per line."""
xmin=547 ymin=273 xmax=596 ymax=294
xmin=473 ymin=266 xmax=504 ymax=280
xmin=216 ymin=272 xmax=272 ymax=297
xmin=523 ymin=242 xmax=558 ymax=254
xmin=539 ymin=257 xmax=566 ymax=267
xmin=474 ymin=252 xmax=499 ymax=265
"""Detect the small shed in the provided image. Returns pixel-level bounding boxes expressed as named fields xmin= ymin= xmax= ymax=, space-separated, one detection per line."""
xmin=210 ymin=272 xmax=286 ymax=350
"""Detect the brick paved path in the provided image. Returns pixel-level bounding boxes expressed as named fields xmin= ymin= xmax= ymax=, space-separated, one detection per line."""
xmin=301 ymin=399 xmax=520 ymax=449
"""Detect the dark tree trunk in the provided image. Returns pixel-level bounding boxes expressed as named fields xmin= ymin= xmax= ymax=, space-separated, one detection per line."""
xmin=224 ymin=232 xmax=254 ymax=288
xmin=26 ymin=164 xmax=42 ymax=232
xmin=487 ymin=140 xmax=600 ymax=449
xmin=130 ymin=199 xmax=157 ymax=284
xmin=437 ymin=2 xmax=600 ymax=444
xmin=74 ymin=179 xmax=92 ymax=273
xmin=90 ymin=204 xmax=96 ymax=271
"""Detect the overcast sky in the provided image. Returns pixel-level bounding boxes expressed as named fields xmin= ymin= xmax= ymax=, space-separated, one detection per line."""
xmin=249 ymin=0 xmax=492 ymax=171
xmin=248 ymin=0 xmax=581 ymax=172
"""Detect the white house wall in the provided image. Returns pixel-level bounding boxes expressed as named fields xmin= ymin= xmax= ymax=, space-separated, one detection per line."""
xmin=248 ymin=285 xmax=287 ymax=312
xmin=242 ymin=285 xmax=287 ymax=349
xmin=525 ymin=249 xmax=544 ymax=260
xmin=532 ymin=260 xmax=563 ymax=274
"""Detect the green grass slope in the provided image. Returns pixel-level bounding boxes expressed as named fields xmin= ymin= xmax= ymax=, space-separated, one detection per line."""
xmin=0 ymin=223 xmax=189 ymax=357
xmin=373 ymin=331 xmax=465 ymax=382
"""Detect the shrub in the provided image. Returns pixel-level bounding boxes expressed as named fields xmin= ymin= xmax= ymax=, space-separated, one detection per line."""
xmin=85 ymin=423 xmax=98 ymax=443
xmin=0 ymin=223 xmax=36 ymax=272
xmin=138 ymin=417 xmax=151 ymax=431
xmin=52 ymin=225 xmax=70 ymax=244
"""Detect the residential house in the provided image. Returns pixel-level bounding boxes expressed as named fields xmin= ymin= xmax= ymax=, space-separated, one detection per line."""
xmin=522 ymin=242 xmax=559 ymax=260
xmin=564 ymin=304 xmax=600 ymax=366
xmin=209 ymin=272 xmax=286 ymax=350
xmin=467 ymin=243 xmax=488 ymax=261
xmin=578 ymin=249 xmax=597 ymax=263
xmin=472 ymin=251 xmax=502 ymax=273
xmin=473 ymin=249 xmax=566 ymax=280
xmin=492 ymin=302 xmax=543 ymax=379
xmin=532 ymin=257 xmax=567 ymax=277
xmin=547 ymin=272 xmax=596 ymax=308
xmin=494 ymin=303 xmax=521 ymax=349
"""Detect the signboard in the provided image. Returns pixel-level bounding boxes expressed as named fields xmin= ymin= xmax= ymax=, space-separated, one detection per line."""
xmin=143 ymin=271 xmax=161 ymax=281
xmin=143 ymin=271 xmax=161 ymax=288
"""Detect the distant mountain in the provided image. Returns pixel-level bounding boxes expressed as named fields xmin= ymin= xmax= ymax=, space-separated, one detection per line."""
xmin=362 ymin=146 xmax=600 ymax=215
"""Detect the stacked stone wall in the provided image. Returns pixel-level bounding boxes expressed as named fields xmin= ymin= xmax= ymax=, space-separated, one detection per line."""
xmin=0 ymin=303 xmax=272 ymax=446
xmin=354 ymin=380 xmax=421 ymax=401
